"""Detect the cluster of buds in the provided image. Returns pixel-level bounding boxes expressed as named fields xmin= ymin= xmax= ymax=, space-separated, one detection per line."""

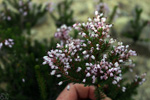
xmin=17 ymin=0 xmax=32 ymax=17
xmin=18 ymin=0 xmax=54 ymax=15
xmin=0 ymin=39 xmax=14 ymax=50
xmin=0 ymin=12 xmax=12 ymax=21
xmin=0 ymin=0 xmax=31 ymax=21
xmin=55 ymin=24 xmax=72 ymax=44
xmin=43 ymin=11 xmax=145 ymax=93
xmin=0 ymin=0 xmax=47 ymax=23
xmin=134 ymin=73 xmax=146 ymax=85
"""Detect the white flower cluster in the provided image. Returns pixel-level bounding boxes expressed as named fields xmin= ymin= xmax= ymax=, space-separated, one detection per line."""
xmin=135 ymin=73 xmax=146 ymax=85
xmin=0 ymin=0 xmax=29 ymax=21
xmin=43 ymin=11 xmax=145 ymax=92
xmin=55 ymin=24 xmax=72 ymax=44
xmin=0 ymin=39 xmax=14 ymax=50
xmin=0 ymin=12 xmax=12 ymax=21
xmin=0 ymin=0 xmax=47 ymax=21
xmin=18 ymin=0 xmax=31 ymax=16
xmin=73 ymin=11 xmax=112 ymax=37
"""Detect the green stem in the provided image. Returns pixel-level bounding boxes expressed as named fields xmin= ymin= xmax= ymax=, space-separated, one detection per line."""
xmin=95 ymin=85 xmax=101 ymax=100
xmin=108 ymin=5 xmax=118 ymax=23
xmin=35 ymin=65 xmax=47 ymax=100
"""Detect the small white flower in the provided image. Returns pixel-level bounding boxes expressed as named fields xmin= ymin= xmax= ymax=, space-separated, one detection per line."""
xmin=0 ymin=43 xmax=3 ymax=49
xmin=88 ymin=17 xmax=92 ymax=22
xmin=91 ymin=55 xmax=95 ymax=60
xmin=82 ymin=23 xmax=86 ymax=26
xmin=58 ymin=81 xmax=63 ymax=85
xmin=82 ymin=79 xmax=86 ymax=83
xmin=109 ymin=24 xmax=112 ymax=27
xmin=92 ymin=76 xmax=96 ymax=83
xmin=101 ymin=17 xmax=106 ymax=22
xmin=23 ymin=11 xmax=28 ymax=16
xmin=119 ymin=60 xmax=123 ymax=63
xmin=22 ymin=78 xmax=25 ymax=83
xmin=82 ymin=43 xmax=87 ymax=47
xmin=114 ymin=62 xmax=119 ymax=67
xmin=56 ymin=74 xmax=61 ymax=78
xmin=96 ymin=44 xmax=99 ymax=47
xmin=7 ymin=16 xmax=11 ymax=21
xmin=57 ymin=43 xmax=61 ymax=48
xmin=84 ymin=54 xmax=90 ymax=59
xmin=110 ymin=73 xmax=113 ymax=77
xmin=85 ymin=63 xmax=89 ymax=66
xmin=122 ymin=87 xmax=126 ymax=92
xmin=126 ymin=45 xmax=129 ymax=48
xmin=76 ymin=67 xmax=82 ymax=72
xmin=100 ymin=13 xmax=103 ymax=17
xmin=73 ymin=24 xmax=77 ymax=27
xmin=95 ymin=11 xmax=98 ymax=15
xmin=112 ymin=80 xmax=117 ymax=85
xmin=82 ymin=51 xmax=87 ymax=54
xmin=86 ymin=72 xmax=91 ymax=77
xmin=51 ymin=70 xmax=56 ymax=75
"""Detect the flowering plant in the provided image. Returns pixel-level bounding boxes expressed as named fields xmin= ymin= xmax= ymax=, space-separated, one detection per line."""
xmin=50 ymin=0 xmax=75 ymax=28
xmin=0 ymin=0 xmax=48 ymax=30
xmin=0 ymin=38 xmax=14 ymax=50
xmin=43 ymin=11 xmax=146 ymax=100
xmin=122 ymin=7 xmax=149 ymax=43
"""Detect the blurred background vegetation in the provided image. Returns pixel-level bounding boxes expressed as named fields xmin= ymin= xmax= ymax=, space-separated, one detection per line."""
xmin=0 ymin=0 xmax=150 ymax=100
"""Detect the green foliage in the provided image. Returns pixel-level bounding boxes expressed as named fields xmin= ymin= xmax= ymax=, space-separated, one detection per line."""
xmin=92 ymin=72 xmax=139 ymax=100
xmin=108 ymin=5 xmax=118 ymax=23
xmin=50 ymin=0 xmax=75 ymax=28
xmin=0 ymin=0 xmax=62 ymax=98
xmin=122 ymin=7 xmax=149 ymax=43
xmin=0 ymin=0 xmax=47 ymax=31
xmin=50 ymin=0 xmax=78 ymax=39
xmin=0 ymin=25 xmax=64 ymax=100
xmin=0 ymin=0 xmax=74 ymax=99
xmin=35 ymin=65 xmax=47 ymax=100
xmin=99 ymin=79 xmax=139 ymax=100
